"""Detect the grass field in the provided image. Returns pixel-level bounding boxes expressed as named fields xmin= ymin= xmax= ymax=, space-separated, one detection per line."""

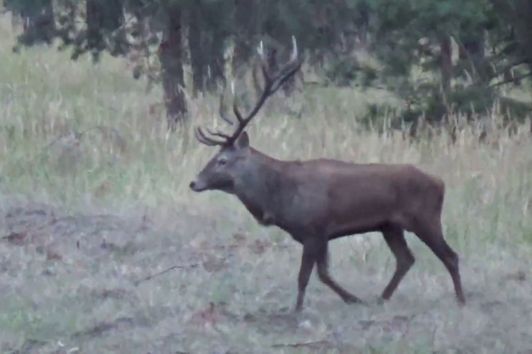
xmin=1 ymin=15 xmax=532 ymax=354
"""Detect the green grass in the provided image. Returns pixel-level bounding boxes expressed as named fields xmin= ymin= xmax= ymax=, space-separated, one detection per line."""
xmin=1 ymin=14 xmax=532 ymax=353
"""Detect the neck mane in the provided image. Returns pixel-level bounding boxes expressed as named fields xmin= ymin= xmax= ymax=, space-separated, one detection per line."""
xmin=234 ymin=147 xmax=292 ymax=225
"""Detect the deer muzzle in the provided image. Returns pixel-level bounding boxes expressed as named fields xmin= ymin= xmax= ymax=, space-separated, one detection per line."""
xmin=189 ymin=180 xmax=207 ymax=192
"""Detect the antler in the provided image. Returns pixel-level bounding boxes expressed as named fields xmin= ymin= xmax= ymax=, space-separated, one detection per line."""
xmin=195 ymin=36 xmax=302 ymax=147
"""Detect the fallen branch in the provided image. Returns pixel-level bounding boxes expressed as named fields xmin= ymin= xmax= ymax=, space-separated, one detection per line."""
xmin=272 ymin=339 xmax=331 ymax=349
xmin=134 ymin=263 xmax=200 ymax=286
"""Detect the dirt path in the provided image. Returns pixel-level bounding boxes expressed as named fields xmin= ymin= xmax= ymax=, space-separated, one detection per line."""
xmin=0 ymin=198 xmax=531 ymax=353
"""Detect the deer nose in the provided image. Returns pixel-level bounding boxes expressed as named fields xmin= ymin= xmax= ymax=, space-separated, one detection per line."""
xmin=189 ymin=181 xmax=196 ymax=190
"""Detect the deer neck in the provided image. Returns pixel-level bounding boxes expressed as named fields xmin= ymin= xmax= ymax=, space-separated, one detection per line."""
xmin=234 ymin=149 xmax=291 ymax=225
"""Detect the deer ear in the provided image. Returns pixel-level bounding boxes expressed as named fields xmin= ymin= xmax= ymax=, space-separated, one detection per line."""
xmin=236 ymin=131 xmax=249 ymax=149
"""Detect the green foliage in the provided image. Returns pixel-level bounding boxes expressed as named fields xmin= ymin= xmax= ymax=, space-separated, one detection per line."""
xmin=3 ymin=0 xmax=531 ymax=127
xmin=5 ymin=0 xmax=55 ymax=45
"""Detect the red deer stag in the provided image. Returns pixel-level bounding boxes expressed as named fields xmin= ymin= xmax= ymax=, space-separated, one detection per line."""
xmin=190 ymin=37 xmax=465 ymax=312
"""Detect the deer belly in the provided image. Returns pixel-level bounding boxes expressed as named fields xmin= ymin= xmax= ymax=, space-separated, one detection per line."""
xmin=326 ymin=201 xmax=394 ymax=237
xmin=327 ymin=216 xmax=387 ymax=238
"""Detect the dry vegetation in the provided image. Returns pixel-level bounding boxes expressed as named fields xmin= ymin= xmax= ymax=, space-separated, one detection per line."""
xmin=0 ymin=16 xmax=531 ymax=354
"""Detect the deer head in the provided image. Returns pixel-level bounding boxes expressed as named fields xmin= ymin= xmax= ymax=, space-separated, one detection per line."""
xmin=189 ymin=37 xmax=302 ymax=194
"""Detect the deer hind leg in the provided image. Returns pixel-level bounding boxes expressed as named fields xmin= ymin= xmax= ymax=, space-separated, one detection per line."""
xmin=316 ymin=242 xmax=361 ymax=304
xmin=381 ymin=224 xmax=415 ymax=300
xmin=414 ymin=219 xmax=466 ymax=305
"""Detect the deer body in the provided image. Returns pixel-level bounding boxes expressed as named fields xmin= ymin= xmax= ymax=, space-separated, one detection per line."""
xmin=190 ymin=37 xmax=465 ymax=311
xmin=231 ymin=148 xmax=444 ymax=241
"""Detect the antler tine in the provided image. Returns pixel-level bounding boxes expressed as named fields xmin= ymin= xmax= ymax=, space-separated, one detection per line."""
xmin=249 ymin=35 xmax=301 ymax=116
xmin=230 ymin=80 xmax=245 ymax=123
xmin=268 ymin=36 xmax=302 ymax=93
xmin=194 ymin=126 xmax=226 ymax=146
xmin=195 ymin=37 xmax=302 ymax=148
xmin=219 ymin=93 xmax=234 ymax=126
xmin=206 ymin=127 xmax=232 ymax=140
xmin=194 ymin=127 xmax=216 ymax=146
xmin=194 ymin=128 xmax=215 ymax=146
xmin=222 ymin=36 xmax=301 ymax=145
xmin=269 ymin=58 xmax=303 ymax=93
xmin=232 ymin=101 xmax=245 ymax=123
xmin=198 ymin=82 xmax=235 ymax=146
xmin=257 ymin=40 xmax=272 ymax=85
xmin=257 ymin=40 xmax=264 ymax=57
xmin=290 ymin=35 xmax=298 ymax=62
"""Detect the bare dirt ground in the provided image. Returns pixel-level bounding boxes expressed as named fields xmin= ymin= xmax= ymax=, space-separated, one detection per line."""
xmin=1 ymin=196 xmax=531 ymax=354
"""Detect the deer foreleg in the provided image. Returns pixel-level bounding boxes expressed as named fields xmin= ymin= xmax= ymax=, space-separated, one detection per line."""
xmin=316 ymin=242 xmax=361 ymax=304
xmin=381 ymin=225 xmax=415 ymax=300
xmin=295 ymin=239 xmax=319 ymax=312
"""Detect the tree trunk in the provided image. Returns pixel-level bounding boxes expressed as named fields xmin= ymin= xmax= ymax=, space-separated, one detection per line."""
xmin=513 ymin=0 xmax=532 ymax=71
xmin=206 ymin=29 xmax=226 ymax=91
xmin=439 ymin=36 xmax=453 ymax=123
xmin=159 ymin=5 xmax=187 ymax=130
xmin=86 ymin=0 xmax=127 ymax=56
xmin=459 ymin=30 xmax=486 ymax=82
xmin=86 ymin=0 xmax=104 ymax=53
xmin=188 ymin=2 xmax=205 ymax=96
xmin=355 ymin=1 xmax=370 ymax=48
xmin=19 ymin=0 xmax=55 ymax=45
xmin=440 ymin=36 xmax=452 ymax=95
xmin=232 ymin=0 xmax=257 ymax=74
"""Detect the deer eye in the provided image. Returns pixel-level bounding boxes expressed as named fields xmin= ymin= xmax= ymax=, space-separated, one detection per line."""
xmin=217 ymin=157 xmax=227 ymax=166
